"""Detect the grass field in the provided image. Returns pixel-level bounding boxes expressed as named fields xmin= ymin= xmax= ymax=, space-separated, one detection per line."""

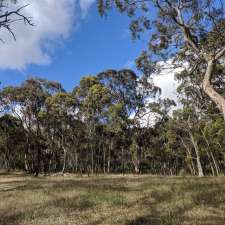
xmin=0 ymin=173 xmax=224 ymax=225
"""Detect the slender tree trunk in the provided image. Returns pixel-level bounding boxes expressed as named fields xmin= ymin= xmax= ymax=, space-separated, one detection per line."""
xmin=24 ymin=153 xmax=30 ymax=172
xmin=4 ymin=142 xmax=10 ymax=172
xmin=189 ymin=132 xmax=204 ymax=177
xmin=203 ymin=60 xmax=225 ymax=120
xmin=134 ymin=163 xmax=140 ymax=174
xmin=91 ymin=144 xmax=94 ymax=174
xmin=180 ymin=137 xmax=196 ymax=176
xmin=201 ymin=128 xmax=219 ymax=176
xmin=34 ymin=148 xmax=40 ymax=177
xmin=107 ymin=151 xmax=111 ymax=173
xmin=103 ymin=144 xmax=106 ymax=174
xmin=163 ymin=162 xmax=166 ymax=175
xmin=210 ymin=151 xmax=220 ymax=175
xmin=206 ymin=151 xmax=215 ymax=176
xmin=75 ymin=151 xmax=78 ymax=173
xmin=107 ymin=139 xmax=112 ymax=173
xmin=122 ymin=146 xmax=125 ymax=175
xmin=133 ymin=144 xmax=140 ymax=174
xmin=187 ymin=164 xmax=195 ymax=176
xmin=25 ymin=135 xmax=32 ymax=173
xmin=62 ymin=146 xmax=67 ymax=174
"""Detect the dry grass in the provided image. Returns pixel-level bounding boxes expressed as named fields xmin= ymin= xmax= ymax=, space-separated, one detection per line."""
xmin=0 ymin=172 xmax=224 ymax=225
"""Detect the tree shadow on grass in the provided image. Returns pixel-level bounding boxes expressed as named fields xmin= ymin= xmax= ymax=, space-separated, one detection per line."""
xmin=0 ymin=211 xmax=25 ymax=225
xmin=125 ymin=179 xmax=225 ymax=225
xmin=126 ymin=213 xmax=225 ymax=225
xmin=0 ymin=175 xmax=179 ymax=194
xmin=0 ymin=175 xmax=224 ymax=225
xmin=47 ymin=193 xmax=96 ymax=211
xmin=0 ymin=179 xmax=45 ymax=192
xmin=179 ymin=180 xmax=225 ymax=207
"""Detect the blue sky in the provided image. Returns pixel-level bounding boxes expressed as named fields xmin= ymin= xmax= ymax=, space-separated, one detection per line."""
xmin=0 ymin=0 xmax=177 ymax=100
xmin=0 ymin=1 xmax=146 ymax=91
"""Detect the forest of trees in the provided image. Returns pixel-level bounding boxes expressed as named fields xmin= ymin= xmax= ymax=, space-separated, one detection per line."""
xmin=0 ymin=0 xmax=225 ymax=177
xmin=0 ymin=67 xmax=224 ymax=176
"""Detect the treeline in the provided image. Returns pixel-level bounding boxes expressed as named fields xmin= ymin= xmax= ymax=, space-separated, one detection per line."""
xmin=0 ymin=68 xmax=225 ymax=176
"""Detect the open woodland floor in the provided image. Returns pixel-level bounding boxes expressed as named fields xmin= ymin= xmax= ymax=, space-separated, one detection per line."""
xmin=0 ymin=173 xmax=224 ymax=225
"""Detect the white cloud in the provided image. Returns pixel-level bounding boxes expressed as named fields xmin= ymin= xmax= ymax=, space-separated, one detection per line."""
xmin=153 ymin=71 xmax=178 ymax=101
xmin=138 ymin=61 xmax=183 ymax=127
xmin=153 ymin=60 xmax=188 ymax=102
xmin=153 ymin=61 xmax=184 ymax=101
xmin=0 ymin=0 xmax=95 ymax=70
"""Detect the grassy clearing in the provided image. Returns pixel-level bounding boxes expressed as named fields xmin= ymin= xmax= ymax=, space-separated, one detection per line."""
xmin=0 ymin=173 xmax=224 ymax=225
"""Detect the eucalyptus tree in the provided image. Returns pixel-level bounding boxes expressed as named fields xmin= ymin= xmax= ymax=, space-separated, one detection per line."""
xmin=0 ymin=74 xmax=224 ymax=175
xmin=44 ymin=92 xmax=76 ymax=174
xmin=0 ymin=114 xmax=25 ymax=171
xmin=166 ymin=112 xmax=197 ymax=176
xmin=143 ymin=98 xmax=176 ymax=175
xmin=203 ymin=117 xmax=225 ymax=174
xmin=73 ymin=76 xmax=112 ymax=173
xmin=98 ymin=69 xmax=159 ymax=173
xmin=176 ymin=62 xmax=225 ymax=117
xmin=176 ymin=64 xmax=225 ymax=175
xmin=98 ymin=70 xmax=135 ymax=172
xmin=98 ymin=0 xmax=225 ymax=121
xmin=166 ymin=108 xmax=207 ymax=176
xmin=0 ymin=78 xmax=64 ymax=175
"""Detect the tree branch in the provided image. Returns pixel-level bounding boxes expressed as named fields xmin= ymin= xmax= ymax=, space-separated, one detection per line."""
xmin=155 ymin=0 xmax=200 ymax=54
xmin=0 ymin=4 xmax=33 ymax=41
xmin=215 ymin=47 xmax=225 ymax=60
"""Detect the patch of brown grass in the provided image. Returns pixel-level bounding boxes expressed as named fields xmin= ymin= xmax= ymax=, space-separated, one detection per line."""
xmin=0 ymin=173 xmax=224 ymax=225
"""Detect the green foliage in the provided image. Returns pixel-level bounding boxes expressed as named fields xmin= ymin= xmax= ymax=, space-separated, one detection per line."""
xmin=0 ymin=66 xmax=225 ymax=176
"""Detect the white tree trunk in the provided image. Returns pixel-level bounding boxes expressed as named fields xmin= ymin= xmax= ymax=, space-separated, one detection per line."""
xmin=189 ymin=132 xmax=204 ymax=177
xmin=203 ymin=60 xmax=225 ymax=120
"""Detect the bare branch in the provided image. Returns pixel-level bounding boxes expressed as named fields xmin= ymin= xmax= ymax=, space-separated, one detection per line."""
xmin=0 ymin=3 xmax=33 ymax=41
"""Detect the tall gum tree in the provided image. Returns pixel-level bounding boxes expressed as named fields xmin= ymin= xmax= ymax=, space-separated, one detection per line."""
xmin=98 ymin=0 xmax=225 ymax=120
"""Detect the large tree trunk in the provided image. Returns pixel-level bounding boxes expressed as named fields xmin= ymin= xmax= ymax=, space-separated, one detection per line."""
xmin=203 ymin=60 xmax=225 ymax=120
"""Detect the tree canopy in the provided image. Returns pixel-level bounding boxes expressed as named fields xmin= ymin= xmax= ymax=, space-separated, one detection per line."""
xmin=98 ymin=0 xmax=225 ymax=120
xmin=0 ymin=68 xmax=224 ymax=176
